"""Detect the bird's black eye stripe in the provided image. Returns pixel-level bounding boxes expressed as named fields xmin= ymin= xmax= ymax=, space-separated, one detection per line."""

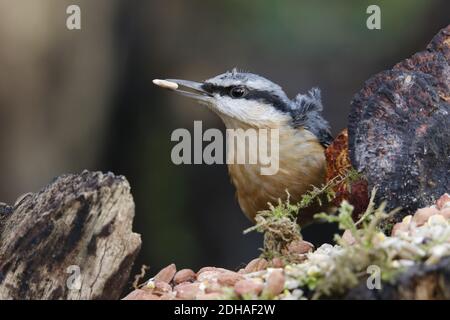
xmin=201 ymin=83 xmax=290 ymax=112
xmin=201 ymin=83 xmax=229 ymax=95
xmin=245 ymin=91 xmax=290 ymax=112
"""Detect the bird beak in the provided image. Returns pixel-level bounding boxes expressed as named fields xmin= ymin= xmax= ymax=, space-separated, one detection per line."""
xmin=153 ymin=78 xmax=212 ymax=102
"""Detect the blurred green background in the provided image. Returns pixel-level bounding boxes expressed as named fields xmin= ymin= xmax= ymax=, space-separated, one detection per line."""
xmin=0 ymin=0 xmax=448 ymax=284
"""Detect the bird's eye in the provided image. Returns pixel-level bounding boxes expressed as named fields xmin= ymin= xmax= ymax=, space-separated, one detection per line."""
xmin=230 ymin=86 xmax=247 ymax=98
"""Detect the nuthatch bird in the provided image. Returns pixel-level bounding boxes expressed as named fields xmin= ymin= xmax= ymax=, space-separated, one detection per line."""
xmin=154 ymin=69 xmax=333 ymax=224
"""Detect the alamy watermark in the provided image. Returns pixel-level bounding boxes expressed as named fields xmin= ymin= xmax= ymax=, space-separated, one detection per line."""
xmin=366 ymin=5 xmax=381 ymax=30
xmin=66 ymin=5 xmax=81 ymax=30
xmin=366 ymin=265 xmax=382 ymax=290
xmin=65 ymin=5 xmax=380 ymax=31
xmin=66 ymin=265 xmax=82 ymax=290
xmin=171 ymin=121 xmax=280 ymax=175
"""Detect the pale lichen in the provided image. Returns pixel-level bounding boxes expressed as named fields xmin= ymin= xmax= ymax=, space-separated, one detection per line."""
xmin=239 ymin=189 xmax=450 ymax=300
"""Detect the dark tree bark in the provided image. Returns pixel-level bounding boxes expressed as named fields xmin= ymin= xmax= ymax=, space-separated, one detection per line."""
xmin=0 ymin=171 xmax=141 ymax=300
xmin=348 ymin=25 xmax=450 ymax=225
xmin=345 ymin=257 xmax=450 ymax=300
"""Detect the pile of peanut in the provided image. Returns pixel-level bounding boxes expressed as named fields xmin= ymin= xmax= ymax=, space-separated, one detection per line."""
xmin=123 ymin=193 xmax=450 ymax=300
xmin=123 ymin=240 xmax=314 ymax=300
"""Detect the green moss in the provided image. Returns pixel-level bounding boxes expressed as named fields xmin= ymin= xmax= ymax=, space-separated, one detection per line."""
xmin=238 ymin=180 xmax=449 ymax=300
xmin=311 ymin=189 xmax=403 ymax=298
xmin=244 ymin=168 xmax=362 ymax=259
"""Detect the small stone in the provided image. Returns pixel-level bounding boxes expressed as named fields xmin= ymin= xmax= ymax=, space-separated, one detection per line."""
xmin=234 ymin=279 xmax=264 ymax=297
xmin=154 ymin=263 xmax=176 ymax=283
xmin=122 ymin=289 xmax=159 ymax=300
xmin=271 ymin=257 xmax=284 ymax=268
xmin=217 ymin=272 xmax=244 ymax=287
xmin=264 ymin=269 xmax=285 ymax=296
xmin=173 ymin=269 xmax=196 ymax=284
xmin=436 ymin=194 xmax=450 ymax=210
xmin=174 ymin=282 xmax=202 ymax=300
xmin=341 ymin=229 xmax=356 ymax=245
xmin=413 ymin=207 xmax=439 ymax=226
xmin=244 ymin=258 xmax=268 ymax=273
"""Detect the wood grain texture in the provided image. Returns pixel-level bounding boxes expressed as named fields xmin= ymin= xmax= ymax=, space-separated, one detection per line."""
xmin=348 ymin=25 xmax=450 ymax=223
xmin=0 ymin=170 xmax=141 ymax=300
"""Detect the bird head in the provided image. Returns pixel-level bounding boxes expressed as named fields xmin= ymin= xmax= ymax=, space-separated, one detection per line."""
xmin=154 ymin=68 xmax=332 ymax=144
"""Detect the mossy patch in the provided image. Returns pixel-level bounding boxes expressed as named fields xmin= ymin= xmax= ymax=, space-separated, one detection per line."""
xmin=244 ymin=168 xmax=362 ymax=260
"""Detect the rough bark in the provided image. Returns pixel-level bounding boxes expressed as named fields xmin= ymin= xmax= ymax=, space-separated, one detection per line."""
xmin=345 ymin=257 xmax=450 ymax=300
xmin=348 ymin=25 xmax=450 ymax=225
xmin=0 ymin=170 xmax=141 ymax=300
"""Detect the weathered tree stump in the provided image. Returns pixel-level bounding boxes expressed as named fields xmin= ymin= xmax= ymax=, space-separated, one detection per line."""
xmin=0 ymin=171 xmax=141 ymax=300
xmin=345 ymin=256 xmax=450 ymax=300
xmin=348 ymin=24 xmax=450 ymax=225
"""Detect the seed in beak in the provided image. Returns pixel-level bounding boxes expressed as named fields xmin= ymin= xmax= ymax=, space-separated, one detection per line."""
xmin=153 ymin=79 xmax=179 ymax=90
